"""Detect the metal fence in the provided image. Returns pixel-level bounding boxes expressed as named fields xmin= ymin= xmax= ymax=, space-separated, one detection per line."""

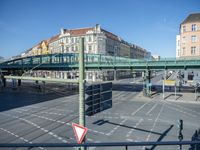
xmin=0 ymin=141 xmax=200 ymax=150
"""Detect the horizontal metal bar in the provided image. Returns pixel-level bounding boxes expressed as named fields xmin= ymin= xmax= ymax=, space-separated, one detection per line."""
xmin=4 ymin=76 xmax=79 ymax=83
xmin=0 ymin=141 xmax=199 ymax=147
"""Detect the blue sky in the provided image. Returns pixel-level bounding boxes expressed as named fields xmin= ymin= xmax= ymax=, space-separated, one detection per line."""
xmin=0 ymin=0 xmax=199 ymax=59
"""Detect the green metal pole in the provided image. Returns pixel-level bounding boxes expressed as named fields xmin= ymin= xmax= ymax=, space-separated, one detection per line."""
xmin=79 ymin=37 xmax=86 ymax=150
xmin=145 ymin=69 xmax=150 ymax=97
xmin=148 ymin=70 xmax=151 ymax=97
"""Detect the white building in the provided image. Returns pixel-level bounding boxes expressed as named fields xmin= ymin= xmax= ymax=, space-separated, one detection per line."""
xmin=0 ymin=56 xmax=5 ymax=63
xmin=176 ymin=35 xmax=180 ymax=58
xmin=22 ymin=24 xmax=151 ymax=81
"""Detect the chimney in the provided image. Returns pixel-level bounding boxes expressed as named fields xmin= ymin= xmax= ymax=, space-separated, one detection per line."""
xmin=95 ymin=24 xmax=101 ymax=32
xmin=60 ymin=28 xmax=65 ymax=35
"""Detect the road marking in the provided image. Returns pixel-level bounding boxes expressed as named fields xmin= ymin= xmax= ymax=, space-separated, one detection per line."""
xmin=126 ymin=118 xmax=143 ymax=138
xmin=1 ymin=113 xmax=71 ymax=143
xmin=131 ymin=100 xmax=152 ymax=116
xmin=106 ymin=119 xmax=127 ymax=136
xmin=11 ymin=109 xmax=107 ymax=137
xmin=143 ymin=103 xmax=165 ymax=150
xmin=164 ymin=101 xmax=200 ymax=116
xmin=25 ymin=106 xmax=74 ymax=113
xmin=120 ymin=101 xmax=152 ymax=137
xmin=145 ymin=103 xmax=158 ymax=115
xmin=126 ymin=138 xmax=134 ymax=142
xmin=164 ymin=103 xmax=197 ymax=118
xmin=0 ymin=127 xmax=46 ymax=150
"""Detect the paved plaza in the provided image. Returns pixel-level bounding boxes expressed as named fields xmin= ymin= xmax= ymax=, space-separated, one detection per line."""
xmin=0 ymin=80 xmax=200 ymax=150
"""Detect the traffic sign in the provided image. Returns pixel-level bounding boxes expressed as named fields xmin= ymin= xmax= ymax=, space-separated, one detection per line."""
xmin=164 ymin=80 xmax=176 ymax=86
xmin=85 ymin=82 xmax=112 ymax=116
xmin=72 ymin=123 xmax=88 ymax=144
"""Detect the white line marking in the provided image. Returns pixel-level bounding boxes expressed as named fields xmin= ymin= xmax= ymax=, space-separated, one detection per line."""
xmin=131 ymin=100 xmax=152 ymax=116
xmin=164 ymin=101 xmax=200 ymax=116
xmin=164 ymin=104 xmax=197 ymax=118
xmin=1 ymin=113 xmax=69 ymax=143
xmin=143 ymin=103 xmax=165 ymax=149
xmin=0 ymin=127 xmax=46 ymax=150
xmin=12 ymin=109 xmax=107 ymax=137
xmin=145 ymin=103 xmax=158 ymax=115
xmin=126 ymin=118 xmax=143 ymax=138
xmin=106 ymin=119 xmax=127 ymax=136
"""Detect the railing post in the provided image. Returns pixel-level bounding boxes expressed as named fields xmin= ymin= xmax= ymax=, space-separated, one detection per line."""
xmin=114 ymin=69 xmax=117 ymax=81
xmin=125 ymin=145 xmax=128 ymax=150
xmin=99 ymin=54 xmax=101 ymax=66
xmin=30 ymin=57 xmax=33 ymax=65
xmin=50 ymin=54 xmax=52 ymax=64
xmin=40 ymin=55 xmax=42 ymax=64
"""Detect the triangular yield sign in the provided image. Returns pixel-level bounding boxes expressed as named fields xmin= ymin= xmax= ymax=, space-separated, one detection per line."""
xmin=72 ymin=123 xmax=88 ymax=144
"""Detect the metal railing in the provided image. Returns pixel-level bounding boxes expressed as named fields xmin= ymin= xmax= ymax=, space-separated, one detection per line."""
xmin=0 ymin=141 xmax=200 ymax=150
xmin=1 ymin=53 xmax=200 ymax=70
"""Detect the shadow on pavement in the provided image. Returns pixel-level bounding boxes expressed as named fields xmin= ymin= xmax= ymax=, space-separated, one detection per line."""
xmin=0 ymin=82 xmax=78 ymax=112
xmin=145 ymin=125 xmax=174 ymax=150
xmin=189 ymin=129 xmax=200 ymax=150
xmin=93 ymin=119 xmax=174 ymax=150
xmin=164 ymin=94 xmax=183 ymax=100
xmin=112 ymin=83 xmax=143 ymax=92
xmin=93 ymin=119 xmax=164 ymax=136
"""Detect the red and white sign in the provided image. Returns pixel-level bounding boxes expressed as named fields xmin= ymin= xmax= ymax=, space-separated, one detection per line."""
xmin=72 ymin=123 xmax=88 ymax=144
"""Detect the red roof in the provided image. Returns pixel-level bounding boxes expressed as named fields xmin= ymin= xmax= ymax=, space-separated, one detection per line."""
xmin=101 ymin=29 xmax=120 ymax=41
xmin=48 ymin=34 xmax=60 ymax=43
xmin=64 ymin=27 xmax=93 ymax=36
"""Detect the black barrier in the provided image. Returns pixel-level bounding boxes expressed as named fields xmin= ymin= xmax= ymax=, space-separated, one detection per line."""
xmin=191 ymin=129 xmax=200 ymax=150
xmin=85 ymin=82 xmax=112 ymax=116
xmin=0 ymin=141 xmax=200 ymax=149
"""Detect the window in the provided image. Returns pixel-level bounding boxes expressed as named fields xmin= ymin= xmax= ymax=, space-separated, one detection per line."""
xmin=88 ymin=45 xmax=92 ymax=52
xmin=192 ymin=24 xmax=197 ymax=31
xmin=182 ymin=36 xmax=186 ymax=43
xmin=74 ymin=37 xmax=76 ymax=43
xmin=178 ymin=40 xmax=180 ymax=46
xmin=71 ymin=38 xmax=74 ymax=43
xmin=66 ymin=46 xmax=69 ymax=52
xmin=182 ymin=26 xmax=186 ymax=33
xmin=71 ymin=46 xmax=74 ymax=51
xmin=191 ymin=47 xmax=196 ymax=55
xmin=191 ymin=35 xmax=197 ymax=42
xmin=66 ymin=38 xmax=69 ymax=43
xmin=178 ymin=49 xmax=180 ymax=56
xmin=75 ymin=46 xmax=79 ymax=52
xmin=75 ymin=38 xmax=79 ymax=43
xmin=182 ymin=47 xmax=185 ymax=55
xmin=88 ymin=36 xmax=92 ymax=42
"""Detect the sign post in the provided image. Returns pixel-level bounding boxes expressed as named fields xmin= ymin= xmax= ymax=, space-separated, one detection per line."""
xmin=79 ymin=37 xmax=86 ymax=150
xmin=164 ymin=80 xmax=176 ymax=100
